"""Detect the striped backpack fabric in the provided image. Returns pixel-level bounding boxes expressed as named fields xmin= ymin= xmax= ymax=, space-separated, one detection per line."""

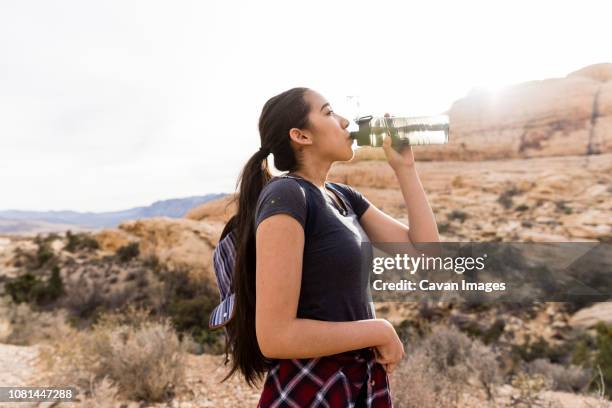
xmin=209 ymin=218 xmax=237 ymax=330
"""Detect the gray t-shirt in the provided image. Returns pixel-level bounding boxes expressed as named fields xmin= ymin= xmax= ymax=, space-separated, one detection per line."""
xmin=254 ymin=175 xmax=375 ymax=322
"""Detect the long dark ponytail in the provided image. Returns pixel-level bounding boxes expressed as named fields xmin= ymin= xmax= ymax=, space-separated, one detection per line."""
xmin=221 ymin=87 xmax=312 ymax=387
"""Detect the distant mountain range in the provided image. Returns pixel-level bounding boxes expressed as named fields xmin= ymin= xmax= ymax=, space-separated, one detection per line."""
xmin=0 ymin=194 xmax=226 ymax=235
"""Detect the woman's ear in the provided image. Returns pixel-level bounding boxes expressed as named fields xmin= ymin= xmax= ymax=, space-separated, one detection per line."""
xmin=289 ymin=128 xmax=313 ymax=147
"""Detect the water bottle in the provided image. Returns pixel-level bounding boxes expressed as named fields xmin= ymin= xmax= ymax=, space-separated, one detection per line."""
xmin=350 ymin=115 xmax=449 ymax=149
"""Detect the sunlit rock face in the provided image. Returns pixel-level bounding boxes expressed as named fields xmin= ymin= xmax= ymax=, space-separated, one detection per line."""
xmin=185 ymin=194 xmax=235 ymax=224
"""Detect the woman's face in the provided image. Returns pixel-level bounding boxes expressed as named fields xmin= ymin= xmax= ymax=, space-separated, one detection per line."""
xmin=299 ymin=90 xmax=354 ymax=162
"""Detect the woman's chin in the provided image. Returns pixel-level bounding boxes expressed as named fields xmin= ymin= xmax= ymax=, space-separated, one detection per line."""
xmin=342 ymin=149 xmax=355 ymax=162
xmin=330 ymin=146 xmax=355 ymax=163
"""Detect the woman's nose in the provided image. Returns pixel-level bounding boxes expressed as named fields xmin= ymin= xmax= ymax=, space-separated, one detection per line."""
xmin=340 ymin=115 xmax=350 ymax=129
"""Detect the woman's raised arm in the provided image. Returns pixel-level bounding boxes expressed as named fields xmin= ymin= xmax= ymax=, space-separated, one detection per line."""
xmin=359 ymin=130 xmax=440 ymax=245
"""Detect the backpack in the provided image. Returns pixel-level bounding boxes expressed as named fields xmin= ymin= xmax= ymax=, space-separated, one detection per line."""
xmin=208 ymin=175 xmax=314 ymax=330
xmin=208 ymin=216 xmax=238 ymax=330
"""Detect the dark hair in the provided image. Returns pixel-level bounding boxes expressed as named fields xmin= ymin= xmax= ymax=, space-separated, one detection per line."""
xmin=221 ymin=87 xmax=311 ymax=386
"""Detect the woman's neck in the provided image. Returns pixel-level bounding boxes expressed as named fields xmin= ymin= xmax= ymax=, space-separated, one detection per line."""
xmin=289 ymin=167 xmax=329 ymax=189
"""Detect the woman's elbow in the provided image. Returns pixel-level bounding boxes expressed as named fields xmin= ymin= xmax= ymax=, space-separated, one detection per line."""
xmin=256 ymin=322 xmax=286 ymax=359
xmin=256 ymin=331 xmax=275 ymax=358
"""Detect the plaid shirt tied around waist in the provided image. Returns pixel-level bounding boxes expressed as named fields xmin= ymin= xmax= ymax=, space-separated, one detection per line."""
xmin=257 ymin=347 xmax=393 ymax=408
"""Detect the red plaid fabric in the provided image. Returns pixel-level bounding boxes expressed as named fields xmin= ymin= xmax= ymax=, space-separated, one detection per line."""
xmin=257 ymin=347 xmax=393 ymax=408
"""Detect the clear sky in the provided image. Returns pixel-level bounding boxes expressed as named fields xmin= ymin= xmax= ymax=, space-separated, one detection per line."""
xmin=1 ymin=0 xmax=610 ymax=212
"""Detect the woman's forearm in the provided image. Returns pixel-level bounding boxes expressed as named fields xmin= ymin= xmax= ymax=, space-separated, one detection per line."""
xmin=258 ymin=317 xmax=392 ymax=359
xmin=395 ymin=164 xmax=440 ymax=243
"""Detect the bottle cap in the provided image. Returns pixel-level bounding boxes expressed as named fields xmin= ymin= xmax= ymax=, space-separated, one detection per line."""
xmin=349 ymin=115 xmax=373 ymax=146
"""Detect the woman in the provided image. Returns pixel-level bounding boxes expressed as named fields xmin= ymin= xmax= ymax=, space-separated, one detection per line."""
xmin=223 ymin=87 xmax=440 ymax=407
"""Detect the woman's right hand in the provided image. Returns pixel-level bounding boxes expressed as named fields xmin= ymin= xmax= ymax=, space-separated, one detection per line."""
xmin=373 ymin=320 xmax=405 ymax=374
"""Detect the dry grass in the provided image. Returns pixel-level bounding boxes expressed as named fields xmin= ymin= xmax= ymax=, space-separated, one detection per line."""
xmin=510 ymin=372 xmax=553 ymax=407
xmin=0 ymin=295 xmax=71 ymax=345
xmin=392 ymin=350 xmax=462 ymax=407
xmin=391 ymin=325 xmax=501 ymax=407
xmin=79 ymin=375 xmax=121 ymax=408
xmin=526 ymin=358 xmax=592 ymax=393
xmin=35 ymin=305 xmax=188 ymax=403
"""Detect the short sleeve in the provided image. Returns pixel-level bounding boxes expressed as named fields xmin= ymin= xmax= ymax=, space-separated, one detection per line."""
xmin=331 ymin=183 xmax=371 ymax=219
xmin=255 ymin=178 xmax=307 ymax=230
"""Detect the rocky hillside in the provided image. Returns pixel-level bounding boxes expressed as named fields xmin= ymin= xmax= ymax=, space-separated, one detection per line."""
xmin=329 ymin=152 xmax=612 ymax=242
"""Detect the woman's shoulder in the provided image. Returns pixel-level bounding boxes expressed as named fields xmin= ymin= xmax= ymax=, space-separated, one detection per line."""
xmin=255 ymin=176 xmax=309 ymax=229
xmin=261 ymin=176 xmax=307 ymax=197
xmin=256 ymin=176 xmax=309 ymax=213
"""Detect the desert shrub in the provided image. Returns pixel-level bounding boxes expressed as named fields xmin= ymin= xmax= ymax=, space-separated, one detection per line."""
xmin=423 ymin=325 xmax=501 ymax=398
xmin=392 ymin=325 xmax=501 ymax=407
xmin=143 ymin=254 xmax=161 ymax=271
xmin=96 ymin=304 xmax=157 ymax=328
xmin=157 ymin=268 xmax=224 ymax=354
xmin=36 ymin=306 xmax=187 ymax=403
xmin=34 ymin=235 xmax=55 ymax=268
xmin=5 ymin=266 xmax=64 ymax=306
xmin=10 ymin=235 xmax=57 ymax=269
xmin=0 ymin=296 xmax=72 ymax=345
xmin=482 ymin=319 xmax=506 ymax=345
xmin=498 ymin=186 xmax=521 ymax=209
xmin=438 ymin=222 xmax=451 ymax=233
xmin=510 ymin=372 xmax=552 ymax=407
xmin=60 ymin=275 xmax=106 ymax=320
xmin=116 ymin=242 xmax=139 ymax=263
xmin=572 ymin=331 xmax=598 ymax=369
xmin=559 ymin=323 xmax=612 ymax=399
xmin=11 ymin=246 xmax=31 ymax=268
xmin=169 ymin=296 xmax=224 ymax=354
xmin=48 ymin=265 xmax=64 ymax=292
xmin=5 ymin=273 xmax=42 ymax=304
xmin=36 ymin=246 xmax=54 ymax=267
xmin=526 ymin=358 xmax=592 ymax=392
xmin=60 ymin=271 xmax=141 ymax=322
xmin=394 ymin=318 xmax=428 ymax=346
xmin=594 ymin=322 xmax=612 ymax=398
xmin=125 ymin=271 xmax=137 ymax=281
xmin=80 ymin=376 xmax=121 ymax=408
xmin=554 ymin=200 xmax=573 ymax=215
xmin=90 ymin=322 xmax=185 ymax=402
xmin=447 ymin=209 xmax=468 ymax=223
xmin=392 ymin=350 xmax=460 ymax=407
xmin=461 ymin=318 xmax=505 ymax=345
xmin=65 ymin=230 xmax=100 ymax=253
xmin=512 ymin=335 xmax=570 ymax=364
